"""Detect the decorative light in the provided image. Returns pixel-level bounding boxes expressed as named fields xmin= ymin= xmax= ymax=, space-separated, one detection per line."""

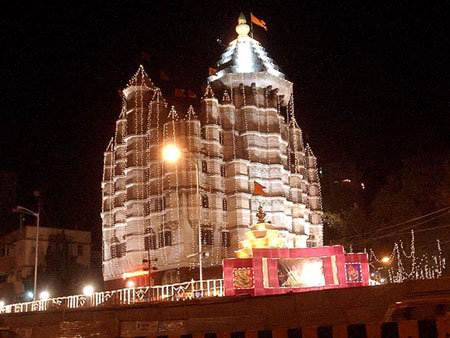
xmin=381 ymin=256 xmax=390 ymax=264
xmin=26 ymin=291 xmax=34 ymax=300
xmin=126 ymin=280 xmax=135 ymax=288
xmin=122 ymin=270 xmax=149 ymax=279
xmin=162 ymin=144 xmax=181 ymax=163
xmin=83 ymin=285 xmax=94 ymax=296
xmin=39 ymin=291 xmax=50 ymax=300
xmin=0 ymin=301 xmax=4 ymax=308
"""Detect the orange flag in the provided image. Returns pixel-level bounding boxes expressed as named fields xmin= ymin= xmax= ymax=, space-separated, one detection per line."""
xmin=254 ymin=181 xmax=268 ymax=196
xmin=208 ymin=67 xmax=218 ymax=76
xmin=251 ymin=13 xmax=268 ymax=31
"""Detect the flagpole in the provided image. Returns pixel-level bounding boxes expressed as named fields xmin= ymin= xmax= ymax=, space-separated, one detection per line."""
xmin=250 ymin=12 xmax=254 ymax=39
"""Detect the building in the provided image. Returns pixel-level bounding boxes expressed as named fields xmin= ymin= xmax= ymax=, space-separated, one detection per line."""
xmin=0 ymin=225 xmax=91 ymax=302
xmin=101 ymin=14 xmax=323 ymax=288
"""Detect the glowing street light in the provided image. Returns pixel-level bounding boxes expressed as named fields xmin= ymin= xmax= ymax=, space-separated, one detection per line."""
xmin=381 ymin=256 xmax=390 ymax=264
xmin=0 ymin=301 xmax=5 ymax=308
xmin=162 ymin=144 xmax=181 ymax=163
xmin=162 ymin=144 xmax=204 ymax=295
xmin=39 ymin=290 xmax=50 ymax=300
xmin=83 ymin=285 xmax=94 ymax=296
xmin=126 ymin=280 xmax=135 ymax=288
xmin=26 ymin=291 xmax=34 ymax=300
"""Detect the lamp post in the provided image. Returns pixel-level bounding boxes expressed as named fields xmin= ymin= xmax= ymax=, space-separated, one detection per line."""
xmin=13 ymin=205 xmax=40 ymax=301
xmin=162 ymin=144 xmax=203 ymax=294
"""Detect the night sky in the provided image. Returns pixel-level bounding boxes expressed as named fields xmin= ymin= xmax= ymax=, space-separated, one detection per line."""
xmin=1 ymin=1 xmax=449 ymax=234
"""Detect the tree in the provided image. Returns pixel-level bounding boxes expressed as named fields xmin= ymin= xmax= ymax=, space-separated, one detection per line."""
xmin=23 ymin=232 xmax=96 ymax=297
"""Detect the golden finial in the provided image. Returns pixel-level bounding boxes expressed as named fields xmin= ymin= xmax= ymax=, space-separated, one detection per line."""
xmin=236 ymin=12 xmax=250 ymax=38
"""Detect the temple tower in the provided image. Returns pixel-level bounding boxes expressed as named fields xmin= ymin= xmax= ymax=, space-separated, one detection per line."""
xmin=101 ymin=14 xmax=323 ymax=288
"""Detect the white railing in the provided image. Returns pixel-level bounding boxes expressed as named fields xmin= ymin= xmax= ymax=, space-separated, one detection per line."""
xmin=0 ymin=279 xmax=224 ymax=314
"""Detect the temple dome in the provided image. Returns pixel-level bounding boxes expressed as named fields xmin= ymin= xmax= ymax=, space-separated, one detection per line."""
xmin=208 ymin=14 xmax=291 ymax=103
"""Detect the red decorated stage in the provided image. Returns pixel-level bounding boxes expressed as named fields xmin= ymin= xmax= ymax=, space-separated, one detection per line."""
xmin=223 ymin=219 xmax=369 ymax=297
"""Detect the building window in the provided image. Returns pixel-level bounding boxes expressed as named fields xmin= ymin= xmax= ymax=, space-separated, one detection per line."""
xmin=221 ymin=165 xmax=226 ymax=177
xmin=112 ymin=242 xmax=126 ymax=258
xmin=0 ymin=275 xmax=7 ymax=283
xmin=221 ymin=231 xmax=230 ymax=247
xmin=222 ymin=198 xmax=228 ymax=211
xmin=201 ymin=128 xmax=206 ymax=139
xmin=159 ymin=230 xmax=172 ymax=247
xmin=201 ymin=229 xmax=214 ymax=246
xmin=202 ymin=194 xmax=209 ymax=208
xmin=219 ymin=131 xmax=224 ymax=145
xmin=77 ymin=245 xmax=83 ymax=256
xmin=144 ymin=228 xmax=157 ymax=250
xmin=155 ymin=197 xmax=165 ymax=211
xmin=202 ymin=160 xmax=208 ymax=173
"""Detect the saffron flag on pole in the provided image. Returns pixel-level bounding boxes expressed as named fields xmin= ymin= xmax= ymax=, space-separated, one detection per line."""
xmin=254 ymin=181 xmax=268 ymax=196
xmin=251 ymin=13 xmax=268 ymax=31
xmin=208 ymin=67 xmax=218 ymax=76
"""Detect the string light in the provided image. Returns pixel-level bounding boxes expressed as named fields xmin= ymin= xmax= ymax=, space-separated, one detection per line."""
xmin=368 ymin=230 xmax=446 ymax=283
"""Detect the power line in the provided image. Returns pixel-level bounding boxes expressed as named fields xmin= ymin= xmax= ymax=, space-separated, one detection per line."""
xmin=337 ymin=206 xmax=450 ymax=242
xmin=352 ymin=211 xmax=450 ymax=244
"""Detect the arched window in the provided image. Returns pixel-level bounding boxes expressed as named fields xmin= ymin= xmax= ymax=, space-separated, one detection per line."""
xmin=201 ymin=229 xmax=214 ymax=246
xmin=222 ymin=198 xmax=227 ymax=211
xmin=155 ymin=197 xmax=164 ymax=211
xmin=202 ymin=194 xmax=209 ymax=208
xmin=202 ymin=160 xmax=208 ymax=173
xmin=158 ymin=229 xmax=172 ymax=247
xmin=144 ymin=228 xmax=156 ymax=250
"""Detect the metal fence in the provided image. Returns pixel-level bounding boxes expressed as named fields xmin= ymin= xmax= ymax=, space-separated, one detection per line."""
xmin=0 ymin=279 xmax=224 ymax=314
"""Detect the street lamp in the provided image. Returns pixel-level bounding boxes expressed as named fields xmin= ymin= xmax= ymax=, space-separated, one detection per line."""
xmin=39 ymin=290 xmax=50 ymax=300
xmin=13 ymin=205 xmax=40 ymax=301
xmin=162 ymin=144 xmax=203 ymax=294
xmin=381 ymin=256 xmax=390 ymax=264
xmin=83 ymin=285 xmax=94 ymax=296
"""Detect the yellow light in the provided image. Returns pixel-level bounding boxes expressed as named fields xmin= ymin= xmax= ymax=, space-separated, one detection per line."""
xmin=381 ymin=257 xmax=390 ymax=264
xmin=241 ymin=239 xmax=252 ymax=249
xmin=162 ymin=144 xmax=181 ymax=163
xmin=256 ymin=224 xmax=266 ymax=231
xmin=122 ymin=270 xmax=149 ymax=279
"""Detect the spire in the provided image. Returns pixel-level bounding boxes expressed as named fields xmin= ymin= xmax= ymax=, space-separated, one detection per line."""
xmin=125 ymin=65 xmax=155 ymax=89
xmin=222 ymin=90 xmax=231 ymax=104
xmin=105 ymin=138 xmax=114 ymax=152
xmin=236 ymin=12 xmax=250 ymax=38
xmin=208 ymin=15 xmax=285 ymax=83
xmin=184 ymin=105 xmax=197 ymax=120
xmin=168 ymin=106 xmax=179 ymax=121
xmin=305 ymin=144 xmax=315 ymax=157
xmin=202 ymin=84 xmax=215 ymax=99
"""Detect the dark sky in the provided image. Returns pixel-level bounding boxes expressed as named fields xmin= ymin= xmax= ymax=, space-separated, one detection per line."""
xmin=1 ymin=1 xmax=449 ymax=232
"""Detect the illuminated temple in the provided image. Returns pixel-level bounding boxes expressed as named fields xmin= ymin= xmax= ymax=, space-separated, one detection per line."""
xmin=101 ymin=14 xmax=323 ymax=288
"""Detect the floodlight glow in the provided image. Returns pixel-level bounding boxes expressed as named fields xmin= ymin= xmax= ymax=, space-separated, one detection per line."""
xmin=0 ymin=301 xmax=5 ymax=308
xmin=39 ymin=291 xmax=50 ymax=300
xmin=162 ymin=144 xmax=181 ymax=163
xmin=83 ymin=285 xmax=94 ymax=296
xmin=126 ymin=280 xmax=135 ymax=288
xmin=26 ymin=291 xmax=34 ymax=300
xmin=381 ymin=257 xmax=390 ymax=263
